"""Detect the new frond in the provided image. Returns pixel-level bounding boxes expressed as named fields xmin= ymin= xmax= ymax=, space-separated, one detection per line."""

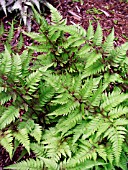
xmin=93 ymin=22 xmax=103 ymax=46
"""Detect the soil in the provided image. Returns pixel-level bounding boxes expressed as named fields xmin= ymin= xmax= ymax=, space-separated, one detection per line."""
xmin=0 ymin=0 xmax=128 ymax=169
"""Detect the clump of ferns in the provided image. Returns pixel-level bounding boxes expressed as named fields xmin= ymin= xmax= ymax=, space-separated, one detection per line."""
xmin=0 ymin=3 xmax=128 ymax=170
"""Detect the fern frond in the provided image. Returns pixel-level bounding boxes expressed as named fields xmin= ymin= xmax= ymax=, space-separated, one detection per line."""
xmin=8 ymin=21 xmax=14 ymax=42
xmin=71 ymin=39 xmax=85 ymax=47
xmin=114 ymin=119 xmax=128 ymax=126
xmin=13 ymin=128 xmax=30 ymax=154
xmin=20 ymin=50 xmax=32 ymax=77
xmin=38 ymin=85 xmax=55 ymax=108
xmin=77 ymin=44 xmax=92 ymax=56
xmin=69 ymin=145 xmax=96 ymax=166
xmin=62 ymin=36 xmax=80 ymax=49
xmin=118 ymin=152 xmax=128 ymax=170
xmin=82 ymin=116 xmax=103 ymax=139
xmin=106 ymin=147 xmax=114 ymax=165
xmin=85 ymin=52 xmax=102 ymax=68
xmin=22 ymin=31 xmax=46 ymax=42
xmin=43 ymin=130 xmax=71 ymax=162
xmin=30 ymin=143 xmax=45 ymax=157
xmin=4 ymin=158 xmax=44 ymax=170
xmin=96 ymin=122 xmax=110 ymax=139
xmin=93 ymin=22 xmax=103 ymax=46
xmin=113 ymin=42 xmax=128 ymax=64
xmin=0 ymin=106 xmax=19 ymax=129
xmin=82 ymin=60 xmax=104 ymax=78
xmin=72 ymin=123 xmax=86 ymax=144
xmin=52 ymin=93 xmax=70 ymax=105
xmin=31 ymin=5 xmax=43 ymax=25
xmin=48 ymin=3 xmax=63 ymax=24
xmin=45 ymin=140 xmax=71 ymax=162
xmin=49 ymin=100 xmax=80 ymax=116
xmin=40 ymin=157 xmax=58 ymax=170
xmin=86 ymin=21 xmax=94 ymax=40
xmin=104 ymin=126 xmax=126 ymax=165
xmin=102 ymin=28 xmax=114 ymax=53
xmin=49 ymin=27 xmax=61 ymax=42
xmin=25 ymin=69 xmax=42 ymax=94
xmin=0 ymin=130 xmax=13 ymax=159
xmin=101 ymin=91 xmax=128 ymax=111
xmin=56 ymin=108 xmax=82 ymax=135
xmin=0 ymin=92 xmax=12 ymax=105
xmin=11 ymin=53 xmax=22 ymax=82
xmin=28 ymin=44 xmax=51 ymax=52
xmin=57 ymin=25 xmax=86 ymax=38
xmin=67 ymin=159 xmax=107 ymax=170
xmin=30 ymin=123 xmax=42 ymax=143
xmin=96 ymin=146 xmax=107 ymax=161
xmin=103 ymin=73 xmax=123 ymax=91
xmin=0 ymin=46 xmax=12 ymax=75
xmin=80 ymin=78 xmax=93 ymax=100
xmin=89 ymin=84 xmax=102 ymax=106
xmin=108 ymin=106 xmax=128 ymax=119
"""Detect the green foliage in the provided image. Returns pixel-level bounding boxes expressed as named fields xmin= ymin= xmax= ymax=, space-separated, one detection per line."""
xmin=0 ymin=4 xmax=128 ymax=170
xmin=0 ymin=21 xmax=24 ymax=53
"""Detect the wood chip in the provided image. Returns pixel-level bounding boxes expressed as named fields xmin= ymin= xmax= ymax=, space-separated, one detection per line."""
xmin=68 ymin=10 xmax=81 ymax=21
xmin=99 ymin=9 xmax=111 ymax=17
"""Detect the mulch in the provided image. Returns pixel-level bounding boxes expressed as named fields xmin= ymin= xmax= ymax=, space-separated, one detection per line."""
xmin=53 ymin=0 xmax=128 ymax=46
xmin=0 ymin=0 xmax=128 ymax=169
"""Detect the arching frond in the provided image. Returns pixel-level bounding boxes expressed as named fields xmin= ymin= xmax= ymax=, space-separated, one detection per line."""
xmin=0 ymin=130 xmax=13 ymax=159
xmin=4 ymin=159 xmax=44 ymax=170
xmin=0 ymin=106 xmax=19 ymax=129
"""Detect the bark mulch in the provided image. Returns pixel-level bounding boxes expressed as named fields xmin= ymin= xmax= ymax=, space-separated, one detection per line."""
xmin=54 ymin=0 xmax=128 ymax=46
xmin=0 ymin=0 xmax=128 ymax=169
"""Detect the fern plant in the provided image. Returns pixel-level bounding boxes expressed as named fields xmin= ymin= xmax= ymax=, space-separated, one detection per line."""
xmin=0 ymin=3 xmax=128 ymax=170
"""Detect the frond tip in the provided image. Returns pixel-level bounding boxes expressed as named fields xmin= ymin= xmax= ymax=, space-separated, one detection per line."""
xmin=4 ymin=159 xmax=44 ymax=170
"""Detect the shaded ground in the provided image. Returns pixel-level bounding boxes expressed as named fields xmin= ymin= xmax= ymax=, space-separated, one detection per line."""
xmin=0 ymin=0 xmax=128 ymax=169
xmin=55 ymin=0 xmax=128 ymax=46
